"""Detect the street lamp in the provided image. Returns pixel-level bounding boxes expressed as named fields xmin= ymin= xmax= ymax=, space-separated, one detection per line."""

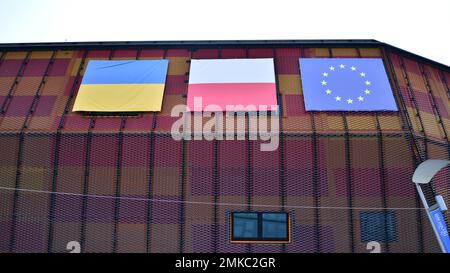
xmin=412 ymin=159 xmax=450 ymax=253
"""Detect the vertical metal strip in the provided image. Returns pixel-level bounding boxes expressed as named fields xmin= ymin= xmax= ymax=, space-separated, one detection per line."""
xmin=419 ymin=64 xmax=449 ymax=141
xmin=111 ymin=49 xmax=141 ymax=252
xmin=398 ymin=56 xmax=428 ymax=160
xmin=48 ymin=50 xmax=88 ymax=253
xmin=0 ymin=51 xmax=6 ymax=72
xmin=79 ymin=116 xmax=95 ymax=253
xmin=22 ymin=51 xmax=56 ymax=130
xmin=0 ymin=51 xmax=31 ymax=115
xmin=381 ymin=49 xmax=421 ymax=158
xmin=179 ymin=48 xmax=192 ymax=253
xmin=374 ymin=114 xmax=391 ymax=253
xmin=0 ymin=51 xmax=5 ymax=62
xmin=381 ymin=47 xmax=425 ymax=253
xmin=438 ymin=70 xmax=450 ymax=98
xmin=306 ymin=46 xmax=322 ymax=253
xmin=112 ymin=112 xmax=127 ymax=252
xmin=146 ymin=48 xmax=166 ymax=253
xmin=328 ymin=48 xmax=355 ymax=252
xmin=343 ymin=113 xmax=355 ymax=253
xmin=244 ymin=47 xmax=253 ymax=253
xmin=419 ymin=65 xmax=450 ymax=208
xmin=356 ymin=47 xmax=391 ymax=252
xmin=9 ymin=51 xmax=54 ymax=252
xmin=398 ymin=57 xmax=441 ymax=230
xmin=272 ymin=47 xmax=287 ymax=253
xmin=212 ymin=48 xmax=221 ymax=253
xmin=8 ymin=131 xmax=25 ymax=253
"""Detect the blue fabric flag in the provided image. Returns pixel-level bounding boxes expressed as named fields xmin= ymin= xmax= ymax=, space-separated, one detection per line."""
xmin=299 ymin=58 xmax=398 ymax=111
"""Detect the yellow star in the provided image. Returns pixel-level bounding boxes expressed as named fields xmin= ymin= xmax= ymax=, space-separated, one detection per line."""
xmin=322 ymin=72 xmax=328 ymax=77
xmin=358 ymin=96 xmax=364 ymax=101
xmin=325 ymin=89 xmax=332 ymax=94
xmin=347 ymin=98 xmax=353 ymax=104
xmin=335 ymin=96 xmax=341 ymax=101
xmin=351 ymin=66 xmax=356 ymax=71
xmin=329 ymin=66 xmax=335 ymax=71
xmin=360 ymin=72 xmax=366 ymax=77
xmin=321 ymin=80 xmax=327 ymax=85
xmin=364 ymin=89 xmax=371 ymax=94
xmin=365 ymin=80 xmax=371 ymax=86
xmin=339 ymin=64 xmax=345 ymax=69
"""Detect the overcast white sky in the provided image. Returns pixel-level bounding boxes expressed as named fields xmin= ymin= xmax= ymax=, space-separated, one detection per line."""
xmin=0 ymin=0 xmax=449 ymax=65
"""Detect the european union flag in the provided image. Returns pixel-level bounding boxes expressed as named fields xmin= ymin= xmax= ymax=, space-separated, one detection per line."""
xmin=299 ymin=58 xmax=398 ymax=111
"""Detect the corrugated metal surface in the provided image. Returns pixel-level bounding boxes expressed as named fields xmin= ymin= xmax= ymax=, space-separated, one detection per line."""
xmin=0 ymin=41 xmax=449 ymax=253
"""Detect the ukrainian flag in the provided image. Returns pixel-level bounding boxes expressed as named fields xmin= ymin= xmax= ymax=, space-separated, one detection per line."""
xmin=72 ymin=60 xmax=169 ymax=112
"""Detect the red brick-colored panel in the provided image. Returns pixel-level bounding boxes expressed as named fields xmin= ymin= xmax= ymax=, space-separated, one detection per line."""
xmin=165 ymin=75 xmax=186 ymax=95
xmin=23 ymin=59 xmax=50 ymax=77
xmin=248 ymin=48 xmax=274 ymax=58
xmin=193 ymin=49 xmax=219 ymax=59
xmin=139 ymin=49 xmax=165 ymax=58
xmin=0 ymin=60 xmax=23 ymax=77
xmin=221 ymin=48 xmax=246 ymax=58
xmin=166 ymin=49 xmax=190 ymax=57
xmin=113 ymin=50 xmax=138 ymax=58
xmin=48 ymin=59 xmax=70 ymax=76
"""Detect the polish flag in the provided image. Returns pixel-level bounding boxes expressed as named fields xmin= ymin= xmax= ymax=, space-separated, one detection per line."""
xmin=187 ymin=58 xmax=278 ymax=111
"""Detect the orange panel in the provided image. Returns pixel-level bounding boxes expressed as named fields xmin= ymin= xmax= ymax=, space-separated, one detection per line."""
xmin=30 ymin=51 xmax=53 ymax=59
xmin=70 ymin=58 xmax=83 ymax=76
xmin=311 ymin=48 xmax=330 ymax=57
xmin=0 ymin=77 xmax=15 ymax=96
xmin=420 ymin=111 xmax=444 ymax=139
xmin=167 ymin=57 xmax=189 ymax=76
xmin=346 ymin=114 xmax=377 ymax=131
xmin=0 ymin=117 xmax=25 ymax=131
xmin=359 ymin=48 xmax=382 ymax=57
xmin=378 ymin=114 xmax=402 ymax=131
xmin=159 ymin=95 xmax=187 ymax=116
xmin=14 ymin=77 xmax=42 ymax=96
xmin=326 ymin=114 xmax=345 ymax=131
xmin=55 ymin=50 xmax=74 ymax=59
xmin=41 ymin=76 xmax=70 ymax=96
xmin=408 ymin=73 xmax=427 ymax=93
xmin=278 ymin=75 xmax=301 ymax=95
xmin=331 ymin=48 xmax=358 ymax=57
xmin=5 ymin=51 xmax=27 ymax=59
xmin=406 ymin=106 xmax=422 ymax=133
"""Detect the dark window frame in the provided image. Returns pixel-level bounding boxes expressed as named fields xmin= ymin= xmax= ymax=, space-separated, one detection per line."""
xmin=230 ymin=211 xmax=291 ymax=243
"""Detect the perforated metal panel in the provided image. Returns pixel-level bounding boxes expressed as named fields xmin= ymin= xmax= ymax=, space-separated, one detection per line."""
xmin=0 ymin=43 xmax=449 ymax=253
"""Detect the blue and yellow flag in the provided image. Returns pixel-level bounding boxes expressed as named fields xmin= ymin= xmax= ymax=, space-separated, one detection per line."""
xmin=299 ymin=58 xmax=398 ymax=111
xmin=72 ymin=60 xmax=169 ymax=112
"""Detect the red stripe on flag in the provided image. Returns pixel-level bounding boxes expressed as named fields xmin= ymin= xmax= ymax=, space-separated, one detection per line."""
xmin=187 ymin=83 xmax=277 ymax=111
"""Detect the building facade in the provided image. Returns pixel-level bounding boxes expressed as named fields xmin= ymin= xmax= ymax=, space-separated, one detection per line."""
xmin=0 ymin=40 xmax=449 ymax=253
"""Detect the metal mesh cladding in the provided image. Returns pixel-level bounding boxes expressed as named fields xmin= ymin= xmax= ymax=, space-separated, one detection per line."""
xmin=0 ymin=45 xmax=449 ymax=253
xmin=0 ymin=131 xmax=445 ymax=253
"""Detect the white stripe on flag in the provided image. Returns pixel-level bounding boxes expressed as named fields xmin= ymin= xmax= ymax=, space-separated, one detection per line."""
xmin=188 ymin=58 xmax=276 ymax=84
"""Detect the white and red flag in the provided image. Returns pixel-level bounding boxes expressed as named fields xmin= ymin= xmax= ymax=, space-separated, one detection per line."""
xmin=187 ymin=58 xmax=278 ymax=111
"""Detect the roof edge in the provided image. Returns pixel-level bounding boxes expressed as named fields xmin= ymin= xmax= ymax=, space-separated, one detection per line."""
xmin=0 ymin=39 xmax=447 ymax=71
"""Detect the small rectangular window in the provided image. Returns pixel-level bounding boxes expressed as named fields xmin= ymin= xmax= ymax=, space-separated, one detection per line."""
xmin=360 ymin=211 xmax=397 ymax=243
xmin=231 ymin=212 xmax=290 ymax=243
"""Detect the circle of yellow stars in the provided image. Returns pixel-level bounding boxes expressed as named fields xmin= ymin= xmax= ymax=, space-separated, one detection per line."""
xmin=320 ymin=64 xmax=372 ymax=104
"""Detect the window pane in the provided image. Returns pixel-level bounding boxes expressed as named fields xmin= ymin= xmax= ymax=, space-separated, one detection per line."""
xmin=233 ymin=213 xmax=258 ymax=239
xmin=262 ymin=213 xmax=288 ymax=239
xmin=360 ymin=211 xmax=397 ymax=243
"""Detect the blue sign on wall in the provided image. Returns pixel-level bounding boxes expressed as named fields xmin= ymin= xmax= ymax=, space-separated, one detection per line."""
xmin=430 ymin=209 xmax=450 ymax=253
